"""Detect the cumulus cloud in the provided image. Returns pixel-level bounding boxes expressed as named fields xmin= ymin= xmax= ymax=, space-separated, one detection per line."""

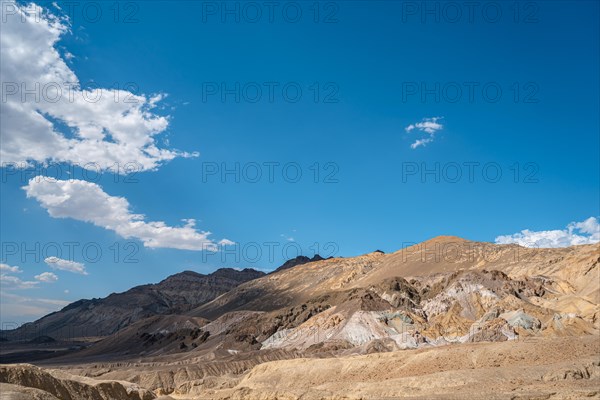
xmin=35 ymin=271 xmax=58 ymax=282
xmin=495 ymin=217 xmax=600 ymax=248
xmin=44 ymin=256 xmax=87 ymax=275
xmin=0 ymin=263 xmax=22 ymax=273
xmin=24 ymin=178 xmax=230 ymax=251
xmin=405 ymin=117 xmax=444 ymax=149
xmin=0 ymin=1 xmax=196 ymax=172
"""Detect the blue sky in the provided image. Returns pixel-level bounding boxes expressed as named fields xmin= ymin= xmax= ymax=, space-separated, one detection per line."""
xmin=1 ymin=0 xmax=599 ymax=324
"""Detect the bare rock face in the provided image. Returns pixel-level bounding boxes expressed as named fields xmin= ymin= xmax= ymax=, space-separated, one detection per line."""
xmin=0 ymin=383 xmax=61 ymax=400
xmin=3 ymin=268 xmax=264 ymax=341
xmin=0 ymin=364 xmax=158 ymax=400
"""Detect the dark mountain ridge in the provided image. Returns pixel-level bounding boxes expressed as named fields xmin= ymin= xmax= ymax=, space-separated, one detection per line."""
xmin=3 ymin=268 xmax=265 ymax=341
xmin=272 ymin=254 xmax=329 ymax=273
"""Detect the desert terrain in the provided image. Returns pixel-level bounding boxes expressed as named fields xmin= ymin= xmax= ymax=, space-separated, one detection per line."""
xmin=1 ymin=237 xmax=599 ymax=399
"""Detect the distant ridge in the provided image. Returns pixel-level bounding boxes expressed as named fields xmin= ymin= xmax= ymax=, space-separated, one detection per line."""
xmin=272 ymin=254 xmax=330 ymax=273
xmin=2 ymin=268 xmax=265 ymax=341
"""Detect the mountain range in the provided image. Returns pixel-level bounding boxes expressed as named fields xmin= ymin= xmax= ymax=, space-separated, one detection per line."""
xmin=3 ymin=268 xmax=264 ymax=340
xmin=0 ymin=237 xmax=598 ymax=399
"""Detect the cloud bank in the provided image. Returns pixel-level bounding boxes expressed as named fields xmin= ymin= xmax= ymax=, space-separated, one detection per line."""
xmin=495 ymin=217 xmax=600 ymax=248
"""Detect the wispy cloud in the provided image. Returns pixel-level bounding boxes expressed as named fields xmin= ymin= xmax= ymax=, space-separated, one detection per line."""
xmin=495 ymin=217 xmax=600 ymax=248
xmin=405 ymin=117 xmax=444 ymax=149
xmin=24 ymin=178 xmax=231 ymax=251
xmin=0 ymin=274 xmax=39 ymax=290
xmin=280 ymin=234 xmax=295 ymax=242
xmin=0 ymin=263 xmax=56 ymax=289
xmin=0 ymin=292 xmax=70 ymax=322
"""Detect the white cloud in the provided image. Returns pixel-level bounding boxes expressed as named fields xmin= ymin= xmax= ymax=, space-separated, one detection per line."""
xmin=0 ymin=274 xmax=39 ymax=290
xmin=405 ymin=117 xmax=444 ymax=149
xmin=570 ymin=217 xmax=600 ymax=236
xmin=44 ymin=256 xmax=87 ymax=275
xmin=410 ymin=138 xmax=434 ymax=149
xmin=495 ymin=217 xmax=600 ymax=248
xmin=0 ymin=262 xmax=40 ymax=289
xmin=0 ymin=263 xmax=22 ymax=273
xmin=24 ymin=178 xmax=230 ymax=251
xmin=34 ymin=271 xmax=58 ymax=282
xmin=0 ymin=1 xmax=196 ymax=172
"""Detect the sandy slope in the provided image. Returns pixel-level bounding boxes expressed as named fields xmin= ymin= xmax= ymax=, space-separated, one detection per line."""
xmin=207 ymin=336 xmax=600 ymax=400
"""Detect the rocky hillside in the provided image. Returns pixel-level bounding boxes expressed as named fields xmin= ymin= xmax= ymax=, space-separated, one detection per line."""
xmin=59 ymin=238 xmax=598 ymax=365
xmin=2 ymin=268 xmax=264 ymax=341
xmin=0 ymin=364 xmax=161 ymax=400
xmin=184 ymin=237 xmax=598 ymax=354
